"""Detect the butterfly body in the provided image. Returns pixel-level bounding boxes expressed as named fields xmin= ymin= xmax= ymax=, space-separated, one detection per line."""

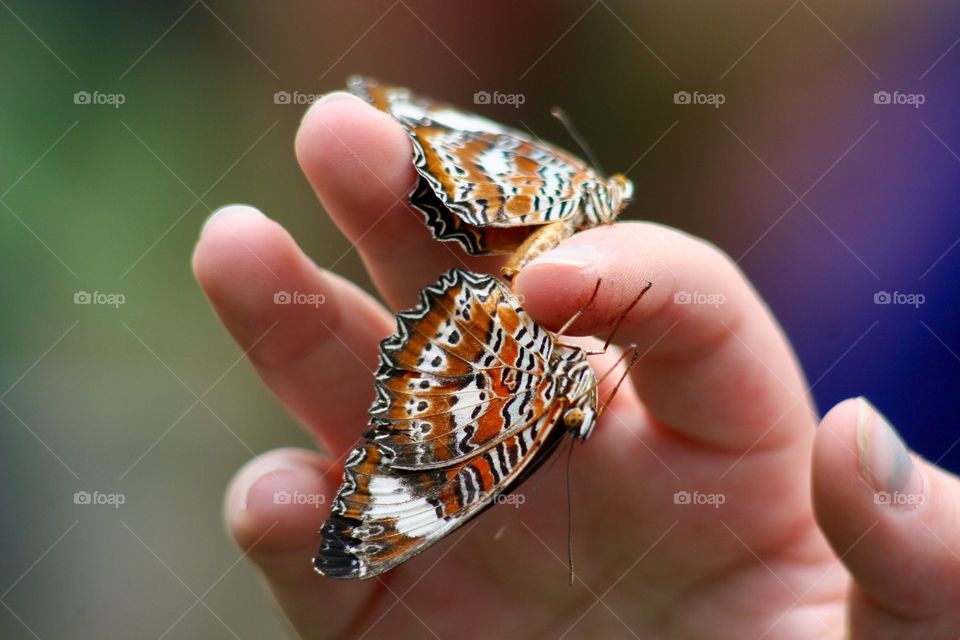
xmin=314 ymin=269 xmax=598 ymax=579
xmin=348 ymin=76 xmax=633 ymax=273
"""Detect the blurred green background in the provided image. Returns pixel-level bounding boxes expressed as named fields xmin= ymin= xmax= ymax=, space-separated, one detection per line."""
xmin=3 ymin=1 xmax=958 ymax=638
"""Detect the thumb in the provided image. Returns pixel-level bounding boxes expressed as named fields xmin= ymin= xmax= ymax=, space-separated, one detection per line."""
xmin=812 ymin=397 xmax=960 ymax=640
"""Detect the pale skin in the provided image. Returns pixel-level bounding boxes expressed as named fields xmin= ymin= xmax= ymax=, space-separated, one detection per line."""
xmin=192 ymin=93 xmax=960 ymax=639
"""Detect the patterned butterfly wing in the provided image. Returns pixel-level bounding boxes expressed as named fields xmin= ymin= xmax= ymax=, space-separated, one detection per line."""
xmin=370 ymin=270 xmax=562 ymax=468
xmin=314 ymin=270 xmax=597 ymax=579
xmin=347 ymin=76 xmax=633 ymax=257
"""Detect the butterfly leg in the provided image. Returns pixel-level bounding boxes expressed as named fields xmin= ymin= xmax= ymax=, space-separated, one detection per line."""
xmin=597 ymin=345 xmax=641 ymax=417
xmin=554 ymin=277 xmax=603 ymax=338
xmin=566 ymin=343 xmax=641 ymax=411
xmin=501 ymin=220 xmax=576 ymax=282
xmin=578 ymin=280 xmax=653 ymax=355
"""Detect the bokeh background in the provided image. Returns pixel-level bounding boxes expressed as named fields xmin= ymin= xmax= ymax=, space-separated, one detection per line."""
xmin=2 ymin=1 xmax=958 ymax=637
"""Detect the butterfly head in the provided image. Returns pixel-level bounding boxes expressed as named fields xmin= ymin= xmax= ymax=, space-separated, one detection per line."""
xmin=563 ymin=404 xmax=597 ymax=441
xmin=606 ymin=174 xmax=634 ymax=221
xmin=559 ymin=356 xmax=599 ymax=440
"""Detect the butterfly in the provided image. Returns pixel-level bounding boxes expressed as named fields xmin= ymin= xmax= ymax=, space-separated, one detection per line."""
xmin=314 ymin=269 xmax=648 ymax=579
xmin=347 ymin=76 xmax=634 ymax=279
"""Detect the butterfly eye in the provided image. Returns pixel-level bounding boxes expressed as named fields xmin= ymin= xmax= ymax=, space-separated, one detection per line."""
xmin=563 ymin=408 xmax=585 ymax=430
xmin=576 ymin=407 xmax=597 ymax=440
xmin=612 ymin=174 xmax=633 ymax=199
xmin=609 ymin=174 xmax=634 ymax=215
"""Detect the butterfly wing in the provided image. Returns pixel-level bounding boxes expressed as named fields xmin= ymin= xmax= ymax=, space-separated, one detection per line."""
xmin=370 ymin=270 xmax=560 ymax=468
xmin=348 ymin=76 xmax=606 ymax=253
xmin=407 ymin=173 xmax=555 ymax=256
xmin=347 ymin=74 xmax=527 ymax=140
xmin=408 ymin=125 xmax=600 ymax=226
xmin=314 ymin=270 xmax=569 ymax=579
xmin=316 ymin=407 xmax=568 ymax=579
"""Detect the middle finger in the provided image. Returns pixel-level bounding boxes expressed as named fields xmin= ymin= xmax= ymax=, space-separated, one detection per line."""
xmin=295 ymin=92 xmax=503 ymax=310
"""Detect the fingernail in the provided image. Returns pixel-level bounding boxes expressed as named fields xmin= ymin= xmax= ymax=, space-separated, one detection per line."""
xmin=201 ymin=204 xmax=265 ymax=235
xmin=237 ymin=463 xmax=302 ymax=511
xmin=856 ymin=397 xmax=925 ymax=508
xmin=528 ymin=244 xmax=603 ymax=270
xmin=303 ymin=91 xmax=356 ymax=121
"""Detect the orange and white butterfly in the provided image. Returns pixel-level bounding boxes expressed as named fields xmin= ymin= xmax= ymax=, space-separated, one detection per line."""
xmin=313 ymin=269 xmax=649 ymax=579
xmin=314 ymin=270 xmax=599 ymax=579
xmin=348 ymin=76 xmax=634 ymax=278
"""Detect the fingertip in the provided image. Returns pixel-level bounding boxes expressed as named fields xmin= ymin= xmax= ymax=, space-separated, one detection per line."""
xmin=514 ymin=225 xmax=670 ymax=335
xmin=192 ymin=204 xmax=309 ymax=333
xmin=812 ymin=397 xmax=873 ymax=522
xmin=192 ymin=204 xmax=287 ymax=294
xmin=815 ymin=397 xmax=926 ymax=512
xmin=200 ymin=202 xmax=265 ymax=233
xmin=820 ymin=395 xmax=863 ymax=429
xmin=300 ymin=91 xmax=356 ymax=123
xmin=513 ymin=257 xmax=598 ymax=331
xmin=192 ymin=202 xmax=364 ymax=369
xmin=295 ymin=90 xmax=415 ymax=217
xmin=294 ymin=91 xmax=500 ymax=308
xmin=225 ymin=448 xmax=335 ymax=556
xmin=811 ymin=398 xmax=960 ymax=620
xmin=225 ymin=450 xmax=376 ymax=637
xmin=813 ymin=397 xmax=862 ymax=472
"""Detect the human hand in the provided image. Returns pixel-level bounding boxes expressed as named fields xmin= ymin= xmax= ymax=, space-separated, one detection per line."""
xmin=192 ymin=94 xmax=960 ymax=639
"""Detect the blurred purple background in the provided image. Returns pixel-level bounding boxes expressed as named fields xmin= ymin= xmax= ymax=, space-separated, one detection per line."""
xmin=2 ymin=1 xmax=958 ymax=637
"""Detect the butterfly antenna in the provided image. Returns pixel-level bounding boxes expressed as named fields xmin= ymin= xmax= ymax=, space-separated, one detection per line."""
xmin=556 ymin=278 xmax=603 ymax=339
xmin=597 ymin=281 xmax=653 ymax=354
xmin=565 ymin=435 xmax=576 ymax=586
xmin=551 ymin=106 xmax=605 ymax=175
